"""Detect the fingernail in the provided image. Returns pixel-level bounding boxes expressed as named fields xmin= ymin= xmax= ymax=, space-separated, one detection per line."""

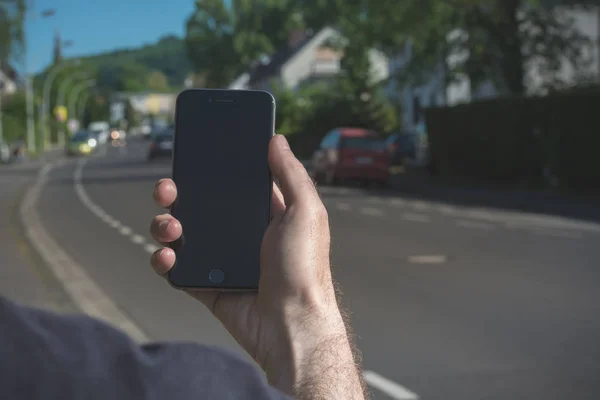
xmin=278 ymin=135 xmax=290 ymax=150
xmin=159 ymin=220 xmax=171 ymax=231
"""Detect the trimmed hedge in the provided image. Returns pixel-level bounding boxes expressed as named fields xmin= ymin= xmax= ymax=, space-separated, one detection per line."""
xmin=425 ymin=88 xmax=600 ymax=191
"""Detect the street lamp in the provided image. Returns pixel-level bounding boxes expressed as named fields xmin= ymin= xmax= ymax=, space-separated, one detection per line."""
xmin=68 ymin=79 xmax=96 ymax=128
xmin=56 ymin=71 xmax=89 ymax=110
xmin=39 ymin=58 xmax=79 ymax=150
xmin=55 ymin=72 xmax=89 ymax=145
xmin=23 ymin=7 xmax=58 ymax=153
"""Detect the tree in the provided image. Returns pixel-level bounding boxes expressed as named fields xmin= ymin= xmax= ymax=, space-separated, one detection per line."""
xmin=185 ymin=0 xmax=242 ymax=88
xmin=185 ymin=0 xmax=331 ymax=88
xmin=123 ymin=99 xmax=139 ymax=128
xmin=0 ymin=0 xmax=26 ymax=65
xmin=146 ymin=70 xmax=170 ymax=92
xmin=375 ymin=0 xmax=596 ymax=96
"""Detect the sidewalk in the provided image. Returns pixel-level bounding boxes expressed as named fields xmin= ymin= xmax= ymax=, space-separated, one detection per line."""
xmin=388 ymin=168 xmax=600 ymax=224
xmin=0 ymin=157 xmax=77 ymax=313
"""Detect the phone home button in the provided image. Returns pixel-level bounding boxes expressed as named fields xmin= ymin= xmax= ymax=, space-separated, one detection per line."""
xmin=208 ymin=269 xmax=225 ymax=284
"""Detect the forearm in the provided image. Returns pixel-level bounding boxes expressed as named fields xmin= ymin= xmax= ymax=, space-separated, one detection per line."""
xmin=292 ymin=329 xmax=367 ymax=400
xmin=267 ymin=307 xmax=368 ymax=400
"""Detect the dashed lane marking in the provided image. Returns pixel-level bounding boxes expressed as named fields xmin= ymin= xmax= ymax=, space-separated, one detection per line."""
xmin=74 ymin=158 xmax=420 ymax=399
xmin=131 ymin=234 xmax=146 ymax=245
xmin=144 ymin=243 xmax=160 ymax=254
xmin=407 ymin=255 xmax=448 ymax=264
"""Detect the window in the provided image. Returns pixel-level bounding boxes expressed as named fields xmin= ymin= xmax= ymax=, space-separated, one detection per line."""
xmin=72 ymin=130 xmax=92 ymax=141
xmin=340 ymin=137 xmax=385 ymax=151
xmin=320 ymin=130 xmax=339 ymax=149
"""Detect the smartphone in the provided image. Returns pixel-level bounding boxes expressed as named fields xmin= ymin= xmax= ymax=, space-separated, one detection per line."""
xmin=168 ymin=89 xmax=275 ymax=290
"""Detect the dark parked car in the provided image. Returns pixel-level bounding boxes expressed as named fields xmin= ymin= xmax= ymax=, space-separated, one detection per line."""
xmin=147 ymin=129 xmax=174 ymax=161
xmin=311 ymin=127 xmax=390 ymax=186
xmin=385 ymin=132 xmax=418 ymax=167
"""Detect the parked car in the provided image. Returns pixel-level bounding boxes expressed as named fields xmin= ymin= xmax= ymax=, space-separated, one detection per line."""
xmin=311 ymin=127 xmax=390 ymax=186
xmin=66 ymin=130 xmax=98 ymax=156
xmin=147 ymin=129 xmax=174 ymax=161
xmin=385 ymin=132 xmax=418 ymax=167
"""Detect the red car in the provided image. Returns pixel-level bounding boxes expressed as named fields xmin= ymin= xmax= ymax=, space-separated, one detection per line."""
xmin=311 ymin=128 xmax=390 ymax=186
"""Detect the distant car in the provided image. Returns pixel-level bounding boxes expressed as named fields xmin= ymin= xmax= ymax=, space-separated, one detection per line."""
xmin=311 ymin=127 xmax=390 ymax=186
xmin=89 ymin=121 xmax=110 ymax=145
xmin=109 ymin=129 xmax=127 ymax=147
xmin=66 ymin=130 xmax=98 ymax=156
xmin=147 ymin=129 xmax=174 ymax=161
xmin=385 ymin=132 xmax=418 ymax=167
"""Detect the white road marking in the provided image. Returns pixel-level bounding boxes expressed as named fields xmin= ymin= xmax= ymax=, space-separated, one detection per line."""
xmin=131 ymin=234 xmax=146 ymax=244
xmin=361 ymin=207 xmax=384 ymax=217
xmin=408 ymin=255 xmax=448 ymax=264
xmin=402 ymin=212 xmax=431 ymax=223
xmin=144 ymin=243 xmax=160 ymax=254
xmin=21 ymin=161 xmax=149 ymax=342
xmin=363 ymin=370 xmax=419 ymax=399
xmin=336 ymin=202 xmax=352 ymax=211
xmin=456 ymin=220 xmax=495 ymax=231
xmin=69 ymin=157 xmax=421 ymax=399
xmin=118 ymin=226 xmax=133 ymax=236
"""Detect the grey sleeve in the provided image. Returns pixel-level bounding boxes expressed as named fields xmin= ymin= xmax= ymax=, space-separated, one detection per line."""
xmin=0 ymin=298 xmax=291 ymax=400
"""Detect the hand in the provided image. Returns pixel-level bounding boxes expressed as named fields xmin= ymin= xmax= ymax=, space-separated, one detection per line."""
xmin=150 ymin=135 xmax=365 ymax=398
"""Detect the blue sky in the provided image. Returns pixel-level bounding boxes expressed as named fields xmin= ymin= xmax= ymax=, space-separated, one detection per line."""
xmin=25 ymin=0 xmax=197 ymax=72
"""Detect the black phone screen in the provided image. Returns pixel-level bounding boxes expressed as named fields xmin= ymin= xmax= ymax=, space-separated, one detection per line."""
xmin=169 ymin=89 xmax=274 ymax=289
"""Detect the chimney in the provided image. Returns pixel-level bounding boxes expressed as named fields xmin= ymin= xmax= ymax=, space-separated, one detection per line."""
xmin=288 ymin=28 xmax=306 ymax=49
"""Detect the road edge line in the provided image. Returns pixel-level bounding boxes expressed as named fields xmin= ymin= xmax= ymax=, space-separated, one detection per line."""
xmin=19 ymin=161 xmax=149 ymax=342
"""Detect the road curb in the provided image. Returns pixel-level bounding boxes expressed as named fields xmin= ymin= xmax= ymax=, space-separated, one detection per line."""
xmin=19 ymin=161 xmax=149 ymax=342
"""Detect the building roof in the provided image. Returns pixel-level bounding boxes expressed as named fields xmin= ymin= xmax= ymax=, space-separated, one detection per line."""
xmin=247 ymin=33 xmax=316 ymax=86
xmin=0 ymin=62 xmax=20 ymax=81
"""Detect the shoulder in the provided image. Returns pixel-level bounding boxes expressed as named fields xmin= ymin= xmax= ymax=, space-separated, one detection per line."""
xmin=0 ymin=298 xmax=291 ymax=400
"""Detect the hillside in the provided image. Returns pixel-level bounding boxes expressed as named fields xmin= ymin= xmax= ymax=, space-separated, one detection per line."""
xmin=79 ymin=35 xmax=192 ymax=91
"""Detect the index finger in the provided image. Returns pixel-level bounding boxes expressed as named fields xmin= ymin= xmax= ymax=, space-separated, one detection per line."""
xmin=153 ymin=179 xmax=178 ymax=208
xmin=268 ymin=135 xmax=318 ymax=207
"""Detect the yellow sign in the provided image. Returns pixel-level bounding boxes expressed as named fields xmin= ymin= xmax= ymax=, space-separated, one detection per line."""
xmin=54 ymin=106 xmax=68 ymax=122
xmin=146 ymin=95 xmax=160 ymax=115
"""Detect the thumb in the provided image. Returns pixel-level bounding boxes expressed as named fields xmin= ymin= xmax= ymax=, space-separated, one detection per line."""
xmin=268 ymin=135 xmax=317 ymax=207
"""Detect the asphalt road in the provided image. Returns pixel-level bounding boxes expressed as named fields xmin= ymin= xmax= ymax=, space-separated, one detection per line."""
xmin=35 ymin=138 xmax=600 ymax=400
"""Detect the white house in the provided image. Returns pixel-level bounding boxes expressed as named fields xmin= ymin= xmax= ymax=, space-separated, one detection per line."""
xmin=387 ymin=6 xmax=600 ymax=133
xmin=229 ymin=26 xmax=389 ymax=92
xmin=0 ymin=63 xmax=19 ymax=95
